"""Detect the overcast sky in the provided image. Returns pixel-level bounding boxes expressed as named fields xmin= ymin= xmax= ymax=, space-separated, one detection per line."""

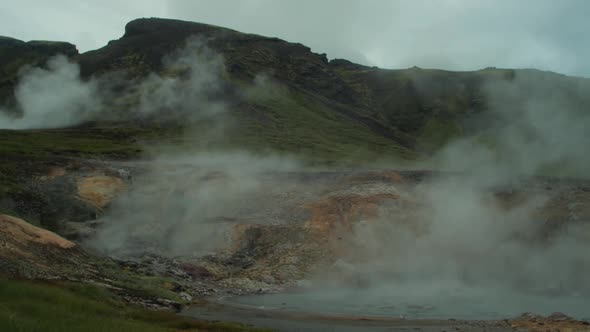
xmin=1 ymin=0 xmax=589 ymax=76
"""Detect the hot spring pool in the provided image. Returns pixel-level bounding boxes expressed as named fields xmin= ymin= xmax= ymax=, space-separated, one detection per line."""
xmin=225 ymin=284 xmax=590 ymax=320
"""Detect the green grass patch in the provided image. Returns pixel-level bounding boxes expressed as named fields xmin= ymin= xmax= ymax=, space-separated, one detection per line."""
xmin=416 ymin=117 xmax=463 ymax=152
xmin=0 ymin=84 xmax=417 ymax=169
xmin=0 ymin=279 xmax=271 ymax=332
xmin=0 ymin=127 xmax=164 ymax=159
xmin=233 ymin=88 xmax=416 ymax=164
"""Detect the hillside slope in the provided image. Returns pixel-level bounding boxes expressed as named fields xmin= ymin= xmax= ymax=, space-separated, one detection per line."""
xmin=2 ymin=18 xmax=589 ymax=160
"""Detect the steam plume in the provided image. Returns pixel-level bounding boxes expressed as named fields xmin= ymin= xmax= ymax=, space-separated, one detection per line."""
xmin=0 ymin=55 xmax=100 ymax=129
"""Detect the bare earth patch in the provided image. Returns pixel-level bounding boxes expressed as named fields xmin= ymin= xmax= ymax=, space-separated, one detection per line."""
xmin=0 ymin=214 xmax=75 ymax=249
xmin=510 ymin=312 xmax=590 ymax=332
xmin=77 ymin=175 xmax=127 ymax=209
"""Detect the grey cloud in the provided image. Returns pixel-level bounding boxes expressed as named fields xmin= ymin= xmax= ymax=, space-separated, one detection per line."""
xmin=166 ymin=0 xmax=590 ymax=76
xmin=1 ymin=0 xmax=588 ymax=76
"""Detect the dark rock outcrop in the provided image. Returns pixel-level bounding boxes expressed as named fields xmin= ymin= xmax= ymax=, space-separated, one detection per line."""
xmin=0 ymin=36 xmax=77 ymax=64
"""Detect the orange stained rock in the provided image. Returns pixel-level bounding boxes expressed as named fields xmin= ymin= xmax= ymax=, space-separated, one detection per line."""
xmin=0 ymin=214 xmax=75 ymax=249
xmin=77 ymin=175 xmax=127 ymax=209
xmin=510 ymin=316 xmax=590 ymax=332
xmin=303 ymin=193 xmax=399 ymax=236
xmin=346 ymin=170 xmax=404 ymax=184
xmin=230 ymin=224 xmax=255 ymax=246
xmin=47 ymin=167 xmax=67 ymax=179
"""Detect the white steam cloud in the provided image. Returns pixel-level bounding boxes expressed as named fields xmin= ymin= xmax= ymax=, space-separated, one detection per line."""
xmin=433 ymin=71 xmax=590 ymax=179
xmin=0 ymin=37 xmax=228 ymax=129
xmin=84 ymin=38 xmax=301 ymax=257
xmin=298 ymin=70 xmax=590 ymax=318
xmin=345 ymin=177 xmax=589 ymax=292
xmin=307 ymin=171 xmax=590 ymax=318
xmin=87 ymin=153 xmax=300 ymax=257
xmin=136 ymin=37 xmax=227 ymax=120
xmin=0 ymin=55 xmax=101 ymax=129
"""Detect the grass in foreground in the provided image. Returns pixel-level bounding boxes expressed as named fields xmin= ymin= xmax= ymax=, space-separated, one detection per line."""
xmin=0 ymin=279 xmax=271 ymax=332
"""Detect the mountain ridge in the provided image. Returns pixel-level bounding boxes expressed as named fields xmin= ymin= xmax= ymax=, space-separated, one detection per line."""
xmin=1 ymin=17 xmax=590 ymax=160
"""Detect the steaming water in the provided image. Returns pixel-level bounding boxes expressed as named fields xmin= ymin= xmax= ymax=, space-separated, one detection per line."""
xmin=228 ymin=283 xmax=590 ymax=320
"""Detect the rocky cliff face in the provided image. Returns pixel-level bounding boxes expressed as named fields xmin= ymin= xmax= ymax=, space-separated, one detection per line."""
xmin=0 ymin=36 xmax=78 ymax=65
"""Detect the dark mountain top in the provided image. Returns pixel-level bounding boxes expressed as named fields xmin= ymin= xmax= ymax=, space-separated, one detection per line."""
xmin=0 ymin=36 xmax=77 ymax=61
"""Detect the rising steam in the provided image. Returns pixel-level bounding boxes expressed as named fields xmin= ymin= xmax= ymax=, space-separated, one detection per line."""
xmin=135 ymin=37 xmax=228 ymax=121
xmin=303 ymin=70 xmax=590 ymax=317
xmin=432 ymin=71 xmax=590 ymax=179
xmin=0 ymin=37 xmax=228 ymax=129
xmin=87 ymin=152 xmax=299 ymax=257
xmin=0 ymin=55 xmax=101 ymax=129
xmin=84 ymin=38 xmax=301 ymax=257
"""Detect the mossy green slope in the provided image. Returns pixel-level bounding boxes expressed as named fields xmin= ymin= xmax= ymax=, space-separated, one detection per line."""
xmin=0 ymin=279 xmax=270 ymax=332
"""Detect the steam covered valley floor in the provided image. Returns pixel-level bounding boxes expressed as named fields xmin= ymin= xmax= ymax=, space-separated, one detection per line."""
xmin=80 ymin=163 xmax=590 ymax=330
xmin=2 ymin=156 xmax=590 ymax=330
